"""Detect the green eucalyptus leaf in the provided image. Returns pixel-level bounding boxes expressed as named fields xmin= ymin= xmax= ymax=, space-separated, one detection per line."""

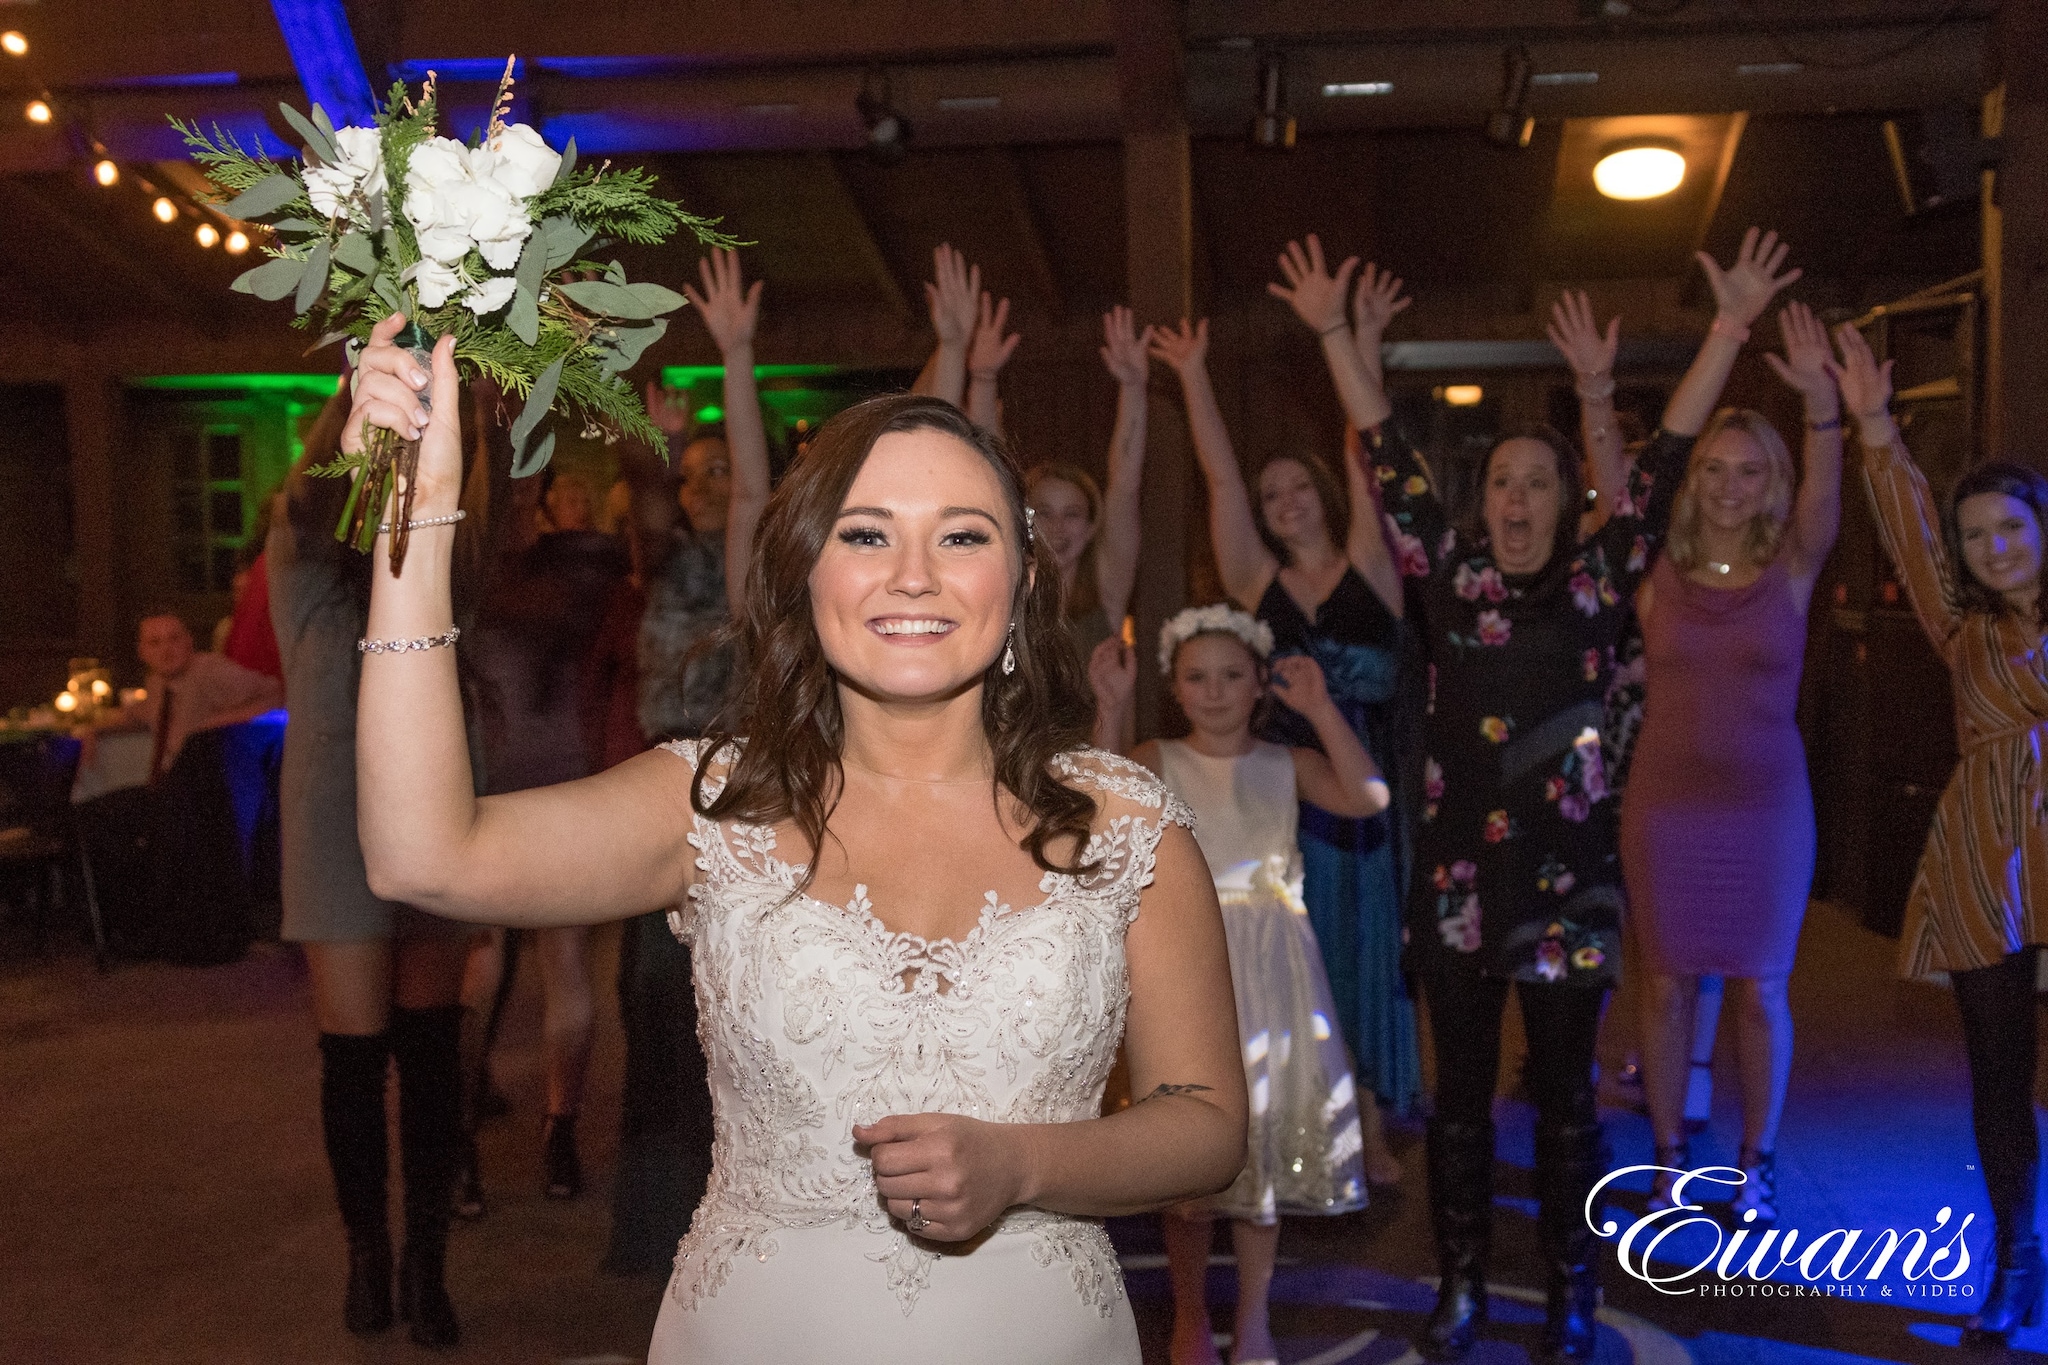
xmin=514 ymin=229 xmax=548 ymax=297
xmin=510 ymin=427 xmax=556 ymax=479
xmin=224 ymin=172 xmax=302 ymax=220
xmin=540 ymin=216 xmax=592 ymax=273
xmin=278 ymin=102 xmax=338 ymax=165
xmin=303 ymin=329 xmax=352 ymax=355
xmin=232 ymin=255 xmax=307 ymax=301
xmin=332 ymin=231 xmax=375 ymax=275
xmin=627 ymin=281 xmax=686 ymax=316
xmin=294 ymin=239 xmax=331 ymax=314
xmin=269 ymin=217 xmax=324 ymax=235
xmin=510 ymin=354 xmax=565 ymax=461
xmin=600 ymin=318 xmax=667 ymax=376
xmin=311 ymin=103 xmax=338 ymax=145
xmin=557 ymin=279 xmax=653 ymax=319
xmin=556 ymin=137 xmax=577 ymax=182
xmin=371 ymin=270 xmax=405 ymax=313
xmin=508 ymin=284 xmax=539 ymax=346
xmin=603 ymin=258 xmax=627 ymax=286
xmin=365 ymin=190 xmax=387 ymax=233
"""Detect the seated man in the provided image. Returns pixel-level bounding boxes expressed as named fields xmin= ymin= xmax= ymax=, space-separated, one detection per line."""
xmin=78 ymin=612 xmax=282 ymax=957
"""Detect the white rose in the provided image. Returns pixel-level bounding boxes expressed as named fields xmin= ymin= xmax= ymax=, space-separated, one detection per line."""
xmin=461 ymin=275 xmax=518 ymax=315
xmin=451 ymin=178 xmax=532 ymax=270
xmin=404 ymin=257 xmax=465 ymax=309
xmin=304 ymin=124 xmax=387 ymax=221
xmin=403 ymin=137 xmax=482 ymax=263
xmin=474 ymin=123 xmax=561 ymax=200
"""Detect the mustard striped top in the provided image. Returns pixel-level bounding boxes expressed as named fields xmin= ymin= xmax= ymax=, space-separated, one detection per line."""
xmin=1864 ymin=438 xmax=2048 ymax=980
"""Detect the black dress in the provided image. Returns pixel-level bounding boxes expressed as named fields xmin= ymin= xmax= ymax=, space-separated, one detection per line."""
xmin=1372 ymin=426 xmax=1693 ymax=986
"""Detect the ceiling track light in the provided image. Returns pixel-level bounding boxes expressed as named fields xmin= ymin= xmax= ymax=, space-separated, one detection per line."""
xmin=856 ymin=68 xmax=910 ymax=166
xmin=24 ymin=97 xmax=49 ymax=124
xmin=1253 ymin=52 xmax=1296 ymax=150
xmin=1486 ymin=43 xmax=1535 ymax=148
xmin=1 ymin=31 xmax=27 ymax=57
xmin=93 ymin=158 xmax=118 ymax=187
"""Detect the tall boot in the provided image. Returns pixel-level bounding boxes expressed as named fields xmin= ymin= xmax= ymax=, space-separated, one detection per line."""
xmin=390 ymin=1005 xmax=463 ymax=1350
xmin=1422 ymin=1117 xmax=1494 ymax=1362
xmin=1966 ymin=1217 xmax=2046 ymax=1347
xmin=1536 ymin=1118 xmax=1605 ymax=1365
xmin=318 ymin=1031 xmax=392 ymax=1336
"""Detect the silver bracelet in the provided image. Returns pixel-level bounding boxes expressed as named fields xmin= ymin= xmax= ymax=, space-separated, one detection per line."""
xmin=358 ymin=626 xmax=461 ymax=655
xmin=376 ymin=510 xmax=466 ymax=534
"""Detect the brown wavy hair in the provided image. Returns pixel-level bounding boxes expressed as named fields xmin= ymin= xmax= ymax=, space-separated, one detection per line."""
xmin=1944 ymin=460 xmax=2048 ymax=619
xmin=695 ymin=393 xmax=1099 ymax=889
xmin=1255 ymin=452 xmax=1350 ymax=566
xmin=1665 ymin=408 xmax=1794 ymax=573
xmin=1026 ymin=462 xmax=1105 ymax=623
xmin=1461 ymin=424 xmax=1584 ymax=572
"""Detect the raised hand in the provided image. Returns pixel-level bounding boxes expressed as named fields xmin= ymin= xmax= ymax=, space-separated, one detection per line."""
xmin=924 ymin=244 xmax=980 ymax=348
xmin=1088 ymin=637 xmax=1137 ymax=713
xmin=1546 ymin=290 xmax=1620 ymax=383
xmin=1350 ymin=261 xmax=1412 ymax=343
xmin=1826 ymin=322 xmax=1894 ymax=427
xmin=1146 ymin=317 xmax=1210 ymax=378
xmin=1099 ymin=305 xmax=1151 ymax=388
xmin=343 ymin=311 xmax=461 ymax=509
xmin=1268 ymin=233 xmax=1358 ymax=334
xmin=1763 ymin=301 xmax=1838 ymax=410
xmin=680 ymin=246 xmax=762 ymax=356
xmin=855 ymin=1112 xmax=1026 ymax=1243
xmin=1269 ymin=654 xmax=1335 ymax=717
xmin=968 ymin=292 xmax=1020 ymax=379
xmin=643 ymin=380 xmax=693 ymax=437
xmin=1698 ymin=227 xmax=1802 ymax=329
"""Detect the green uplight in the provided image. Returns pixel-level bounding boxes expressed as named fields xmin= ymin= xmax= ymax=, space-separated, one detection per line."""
xmin=659 ymin=363 xmax=842 ymax=388
xmin=129 ymin=373 xmax=345 ymax=395
xmin=695 ymin=405 xmax=724 ymax=423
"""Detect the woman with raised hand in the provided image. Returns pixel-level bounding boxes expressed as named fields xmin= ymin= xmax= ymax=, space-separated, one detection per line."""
xmin=681 ymin=246 xmax=772 ymax=618
xmin=1345 ymin=228 xmax=1799 ymax=1364
xmin=1620 ymin=300 xmax=1843 ymax=1224
xmin=1839 ymin=322 xmax=2048 ymax=1348
xmin=1029 ymin=305 xmax=1152 ymax=677
xmin=968 ymin=289 xmax=1022 ymax=434
xmin=910 ymin=243 xmax=981 ymax=409
xmin=1151 ymin=293 xmax=1414 ymax=1184
xmin=343 ymin=312 xmax=1245 ymax=1364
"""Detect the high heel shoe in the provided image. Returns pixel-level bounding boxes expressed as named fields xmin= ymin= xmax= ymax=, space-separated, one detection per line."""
xmin=398 ymin=1241 xmax=461 ymax=1350
xmin=342 ymin=1232 xmax=392 ymax=1335
xmin=1965 ymin=1234 xmax=2045 ymax=1349
xmin=1728 ymin=1148 xmax=1777 ymax=1228
xmin=1647 ymin=1141 xmax=1689 ymax=1214
xmin=543 ymin=1113 xmax=583 ymax=1200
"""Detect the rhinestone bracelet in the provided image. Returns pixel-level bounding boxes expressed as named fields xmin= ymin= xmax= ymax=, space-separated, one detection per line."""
xmin=358 ymin=626 xmax=461 ymax=655
xmin=376 ymin=510 xmax=466 ymax=534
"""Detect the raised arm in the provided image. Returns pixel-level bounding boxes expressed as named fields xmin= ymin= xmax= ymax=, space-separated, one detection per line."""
xmin=909 ymin=244 xmax=978 ymax=409
xmin=1342 ymin=424 xmax=1404 ymax=617
xmin=1148 ymin=319 xmax=1278 ymax=610
xmin=1094 ymin=305 xmax=1151 ymax=625
xmin=1832 ymin=322 xmax=1960 ymax=651
xmin=1762 ymin=300 xmax=1844 ymax=600
xmin=1664 ymin=227 xmax=1802 ymax=436
xmin=1350 ymin=259 xmax=1411 ymax=390
xmin=1275 ymin=656 xmax=1390 ymax=817
xmin=1268 ymin=234 xmax=1392 ymax=432
xmin=682 ymin=247 xmax=768 ymax=615
xmin=350 ymin=313 xmax=701 ymax=927
xmin=857 ymin=822 xmax=1246 ymax=1232
xmin=966 ymin=291 xmax=1019 ymax=433
xmin=1547 ymin=289 xmax=1625 ymax=533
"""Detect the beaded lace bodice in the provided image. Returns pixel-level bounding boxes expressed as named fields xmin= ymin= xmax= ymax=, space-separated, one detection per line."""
xmin=657 ymin=740 xmax=1195 ymax=1317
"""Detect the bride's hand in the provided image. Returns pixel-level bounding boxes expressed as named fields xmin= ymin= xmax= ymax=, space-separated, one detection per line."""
xmin=855 ymin=1112 xmax=1029 ymax=1242
xmin=342 ymin=311 xmax=464 ymax=514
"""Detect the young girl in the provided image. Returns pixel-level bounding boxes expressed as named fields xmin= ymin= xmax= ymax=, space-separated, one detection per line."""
xmin=1099 ymin=604 xmax=1389 ymax=1365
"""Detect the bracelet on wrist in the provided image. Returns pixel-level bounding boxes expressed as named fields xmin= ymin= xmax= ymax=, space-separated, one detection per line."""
xmin=375 ymin=509 xmax=466 ymax=535
xmin=358 ymin=626 xmax=461 ymax=655
xmin=1709 ymin=314 xmax=1751 ymax=344
xmin=1576 ymin=376 xmax=1616 ymax=403
xmin=1319 ymin=321 xmax=1350 ymax=338
xmin=1805 ymin=416 xmax=1844 ymax=433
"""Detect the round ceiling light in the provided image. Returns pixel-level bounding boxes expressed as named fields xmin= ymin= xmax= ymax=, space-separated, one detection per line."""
xmin=2 ymin=31 xmax=29 ymax=57
xmin=93 ymin=159 xmax=118 ymax=187
xmin=224 ymin=230 xmax=249 ymax=254
xmin=1593 ymin=145 xmax=1686 ymax=201
xmin=24 ymin=99 xmax=50 ymax=124
xmin=152 ymin=196 xmax=178 ymax=223
xmin=195 ymin=222 xmax=219 ymax=248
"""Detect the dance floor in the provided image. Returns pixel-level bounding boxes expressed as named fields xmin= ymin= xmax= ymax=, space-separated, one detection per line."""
xmin=0 ymin=900 xmax=2039 ymax=1364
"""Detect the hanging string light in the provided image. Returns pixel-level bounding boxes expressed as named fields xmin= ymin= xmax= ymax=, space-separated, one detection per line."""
xmin=195 ymin=222 xmax=219 ymax=248
xmin=2 ymin=31 xmax=27 ymax=57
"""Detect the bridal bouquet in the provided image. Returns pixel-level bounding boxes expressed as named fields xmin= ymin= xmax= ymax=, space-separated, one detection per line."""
xmin=175 ymin=61 xmax=733 ymax=567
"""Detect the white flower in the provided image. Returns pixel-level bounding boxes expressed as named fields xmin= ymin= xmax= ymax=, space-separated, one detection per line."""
xmin=1158 ymin=603 xmax=1275 ymax=675
xmin=458 ymin=182 xmax=532 ymax=269
xmin=403 ymin=257 xmax=465 ymax=309
xmin=303 ymin=124 xmax=387 ymax=221
xmin=401 ymin=135 xmax=533 ymax=271
xmin=461 ymin=275 xmax=517 ymax=315
xmin=474 ymin=122 xmax=561 ymax=200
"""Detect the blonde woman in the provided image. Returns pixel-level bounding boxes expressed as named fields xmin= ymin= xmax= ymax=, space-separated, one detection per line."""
xmin=1618 ymin=300 xmax=1844 ymax=1226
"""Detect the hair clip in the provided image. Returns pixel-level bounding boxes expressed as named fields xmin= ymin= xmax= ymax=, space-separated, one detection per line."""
xmin=1024 ymin=505 xmax=1035 ymax=545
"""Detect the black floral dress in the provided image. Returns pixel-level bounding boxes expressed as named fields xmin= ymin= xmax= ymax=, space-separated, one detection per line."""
xmin=1372 ymin=426 xmax=1692 ymax=986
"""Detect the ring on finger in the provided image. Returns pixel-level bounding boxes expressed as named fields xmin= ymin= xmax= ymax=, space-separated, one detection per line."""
xmin=907 ymin=1199 xmax=929 ymax=1232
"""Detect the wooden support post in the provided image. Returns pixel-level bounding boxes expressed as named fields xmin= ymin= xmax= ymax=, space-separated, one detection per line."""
xmin=1986 ymin=0 xmax=2048 ymax=465
xmin=65 ymin=352 xmax=119 ymax=661
xmin=1115 ymin=0 xmax=1194 ymax=739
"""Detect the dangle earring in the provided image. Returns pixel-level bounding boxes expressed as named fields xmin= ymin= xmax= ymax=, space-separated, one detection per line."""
xmin=1002 ymin=622 xmax=1017 ymax=676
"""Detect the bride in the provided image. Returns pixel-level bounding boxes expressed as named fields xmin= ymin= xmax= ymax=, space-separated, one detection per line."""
xmin=345 ymin=313 xmax=1247 ymax=1362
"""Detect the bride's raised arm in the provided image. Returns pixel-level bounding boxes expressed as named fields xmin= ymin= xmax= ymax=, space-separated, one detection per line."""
xmin=351 ymin=312 xmax=702 ymax=926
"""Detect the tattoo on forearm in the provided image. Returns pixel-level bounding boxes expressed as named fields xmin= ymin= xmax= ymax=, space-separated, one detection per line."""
xmin=1137 ymin=1083 xmax=1214 ymax=1104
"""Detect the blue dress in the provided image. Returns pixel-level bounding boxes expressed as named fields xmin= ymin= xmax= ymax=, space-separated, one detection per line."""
xmin=1256 ymin=568 xmax=1422 ymax=1116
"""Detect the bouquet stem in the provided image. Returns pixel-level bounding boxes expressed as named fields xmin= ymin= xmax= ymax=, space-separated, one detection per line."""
xmin=334 ymin=325 xmax=436 ymax=575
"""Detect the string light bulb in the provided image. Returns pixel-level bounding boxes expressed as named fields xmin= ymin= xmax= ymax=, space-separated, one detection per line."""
xmin=25 ymin=99 xmax=50 ymax=124
xmin=152 ymin=197 xmax=178 ymax=223
xmin=2 ymin=32 xmax=28 ymax=57
xmin=224 ymin=229 xmax=249 ymax=254
xmin=93 ymin=159 xmax=118 ymax=187
xmin=195 ymin=222 xmax=219 ymax=248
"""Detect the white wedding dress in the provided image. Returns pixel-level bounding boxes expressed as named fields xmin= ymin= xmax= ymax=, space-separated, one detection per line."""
xmin=646 ymin=740 xmax=1194 ymax=1364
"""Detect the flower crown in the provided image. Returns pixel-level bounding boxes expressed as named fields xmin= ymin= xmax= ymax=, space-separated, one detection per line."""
xmin=1159 ymin=604 xmax=1275 ymax=675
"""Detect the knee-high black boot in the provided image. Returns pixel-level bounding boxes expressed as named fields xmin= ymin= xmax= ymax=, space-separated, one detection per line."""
xmin=1423 ymin=1117 xmax=1494 ymax=1361
xmin=319 ymin=1031 xmax=392 ymax=1336
xmin=1536 ymin=1118 xmax=1604 ymax=1364
xmin=390 ymin=1005 xmax=463 ymax=1350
